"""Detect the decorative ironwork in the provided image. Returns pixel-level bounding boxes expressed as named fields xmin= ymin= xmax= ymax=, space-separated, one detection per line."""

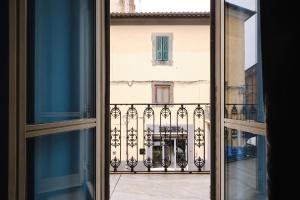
xmin=225 ymin=104 xmax=257 ymax=121
xmin=109 ymin=103 xmax=210 ymax=173
xmin=143 ymin=157 xmax=153 ymax=171
xmin=126 ymin=105 xmax=138 ymax=172
xmin=110 ymin=157 xmax=121 ymax=172
xmin=193 ymin=105 xmax=205 ymax=171
xmin=194 ymin=157 xmax=205 ymax=169
xmin=160 ymin=105 xmax=172 ymax=171
xmin=127 ymin=156 xmax=138 ymax=170
xmin=176 ymin=105 xmax=188 ymax=171
xmin=110 ymin=105 xmax=121 ymax=172
xmin=143 ymin=105 xmax=155 ymax=171
xmin=231 ymin=105 xmax=238 ymax=119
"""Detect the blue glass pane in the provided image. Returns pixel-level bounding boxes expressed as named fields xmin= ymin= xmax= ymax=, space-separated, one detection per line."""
xmin=224 ymin=1 xmax=267 ymax=199
xmin=27 ymin=129 xmax=95 ymax=200
xmin=27 ymin=0 xmax=95 ymax=124
xmin=224 ymin=0 xmax=264 ymax=124
xmin=224 ymin=128 xmax=267 ymax=200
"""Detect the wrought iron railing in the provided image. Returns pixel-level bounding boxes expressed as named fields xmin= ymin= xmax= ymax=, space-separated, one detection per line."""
xmin=225 ymin=104 xmax=257 ymax=120
xmin=110 ymin=103 xmax=210 ymax=173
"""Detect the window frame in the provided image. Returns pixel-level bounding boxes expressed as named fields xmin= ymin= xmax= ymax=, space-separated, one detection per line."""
xmin=8 ymin=0 xmax=107 ymax=200
xmin=152 ymin=33 xmax=173 ymax=66
xmin=218 ymin=1 xmax=267 ymax=200
xmin=151 ymin=81 xmax=174 ymax=104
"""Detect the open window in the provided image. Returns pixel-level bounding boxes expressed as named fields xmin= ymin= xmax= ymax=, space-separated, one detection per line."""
xmin=214 ymin=0 xmax=267 ymax=199
xmin=9 ymin=0 xmax=107 ymax=199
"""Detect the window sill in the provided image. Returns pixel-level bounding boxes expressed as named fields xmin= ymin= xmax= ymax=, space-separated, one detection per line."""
xmin=152 ymin=60 xmax=173 ymax=66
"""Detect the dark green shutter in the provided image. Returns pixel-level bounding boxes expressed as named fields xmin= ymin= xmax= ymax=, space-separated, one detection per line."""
xmin=162 ymin=36 xmax=169 ymax=61
xmin=156 ymin=36 xmax=163 ymax=60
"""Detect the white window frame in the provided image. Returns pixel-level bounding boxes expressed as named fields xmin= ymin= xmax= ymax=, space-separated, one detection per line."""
xmin=9 ymin=0 xmax=106 ymax=200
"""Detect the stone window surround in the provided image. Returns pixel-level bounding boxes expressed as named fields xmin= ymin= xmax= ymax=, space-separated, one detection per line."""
xmin=152 ymin=33 xmax=173 ymax=66
xmin=151 ymin=81 xmax=174 ymax=104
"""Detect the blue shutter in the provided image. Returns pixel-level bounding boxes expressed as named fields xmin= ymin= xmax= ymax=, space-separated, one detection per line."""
xmin=162 ymin=36 xmax=169 ymax=61
xmin=156 ymin=36 xmax=163 ymax=61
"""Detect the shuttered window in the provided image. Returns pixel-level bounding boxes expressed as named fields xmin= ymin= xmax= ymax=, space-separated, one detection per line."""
xmin=156 ymin=36 xmax=169 ymax=61
xmin=162 ymin=36 xmax=169 ymax=61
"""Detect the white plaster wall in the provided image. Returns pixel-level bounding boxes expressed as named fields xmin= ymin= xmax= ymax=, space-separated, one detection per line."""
xmin=110 ymin=25 xmax=210 ymax=103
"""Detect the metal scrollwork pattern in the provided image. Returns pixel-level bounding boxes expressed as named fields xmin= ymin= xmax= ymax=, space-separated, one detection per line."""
xmin=176 ymin=105 xmax=188 ymax=171
xmin=127 ymin=156 xmax=138 ymax=170
xmin=143 ymin=105 xmax=154 ymax=171
xmin=110 ymin=105 xmax=121 ymax=172
xmin=143 ymin=157 xmax=153 ymax=171
xmin=160 ymin=105 xmax=172 ymax=171
xmin=194 ymin=157 xmax=205 ymax=169
xmin=126 ymin=105 xmax=138 ymax=172
xmin=109 ymin=104 xmax=209 ymax=173
xmin=231 ymin=105 xmax=238 ymax=119
xmin=193 ymin=105 xmax=205 ymax=171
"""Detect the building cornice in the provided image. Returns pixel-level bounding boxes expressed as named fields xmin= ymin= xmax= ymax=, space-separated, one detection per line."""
xmin=110 ymin=12 xmax=210 ymax=25
xmin=225 ymin=2 xmax=256 ymax=21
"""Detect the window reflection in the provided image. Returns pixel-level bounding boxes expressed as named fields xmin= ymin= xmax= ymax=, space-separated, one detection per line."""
xmin=225 ymin=127 xmax=266 ymax=200
xmin=224 ymin=0 xmax=267 ymax=199
xmin=27 ymin=0 xmax=95 ymax=124
xmin=27 ymin=129 xmax=95 ymax=200
xmin=224 ymin=0 xmax=263 ymax=123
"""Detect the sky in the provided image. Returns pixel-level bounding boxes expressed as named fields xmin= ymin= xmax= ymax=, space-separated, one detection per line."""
xmin=134 ymin=0 xmax=258 ymax=69
xmin=135 ymin=0 xmax=210 ymax=12
xmin=135 ymin=0 xmax=256 ymax=12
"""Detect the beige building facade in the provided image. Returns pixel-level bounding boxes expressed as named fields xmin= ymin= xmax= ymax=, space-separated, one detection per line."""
xmin=110 ymin=13 xmax=211 ymax=172
xmin=225 ymin=3 xmax=256 ymax=148
xmin=110 ymin=16 xmax=210 ymax=104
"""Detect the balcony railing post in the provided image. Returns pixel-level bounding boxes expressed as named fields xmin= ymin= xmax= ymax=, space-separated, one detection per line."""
xmin=143 ymin=104 xmax=154 ymax=172
xmin=160 ymin=105 xmax=172 ymax=172
xmin=176 ymin=105 xmax=188 ymax=171
xmin=110 ymin=105 xmax=121 ymax=172
xmin=126 ymin=105 xmax=138 ymax=172
xmin=193 ymin=105 xmax=206 ymax=171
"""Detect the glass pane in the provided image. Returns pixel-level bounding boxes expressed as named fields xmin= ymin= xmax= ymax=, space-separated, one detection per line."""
xmin=224 ymin=0 xmax=267 ymax=199
xmin=27 ymin=128 xmax=95 ymax=200
xmin=224 ymin=128 xmax=267 ymax=200
xmin=224 ymin=0 xmax=264 ymax=123
xmin=27 ymin=0 xmax=95 ymax=124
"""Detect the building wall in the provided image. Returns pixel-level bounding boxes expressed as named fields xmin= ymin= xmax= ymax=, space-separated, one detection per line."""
xmin=245 ymin=65 xmax=256 ymax=104
xmin=110 ymin=24 xmax=211 ymax=171
xmin=110 ymin=25 xmax=210 ymax=104
xmin=225 ymin=13 xmax=246 ymax=105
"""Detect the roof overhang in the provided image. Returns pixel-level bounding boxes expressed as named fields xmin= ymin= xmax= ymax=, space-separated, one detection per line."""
xmin=110 ymin=12 xmax=210 ymax=25
xmin=225 ymin=2 xmax=256 ymax=21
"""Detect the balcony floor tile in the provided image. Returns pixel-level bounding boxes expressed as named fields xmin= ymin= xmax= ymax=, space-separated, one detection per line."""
xmin=110 ymin=174 xmax=210 ymax=200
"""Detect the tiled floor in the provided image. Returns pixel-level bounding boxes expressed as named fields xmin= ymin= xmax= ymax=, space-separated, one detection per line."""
xmin=226 ymin=158 xmax=266 ymax=200
xmin=110 ymin=174 xmax=210 ymax=200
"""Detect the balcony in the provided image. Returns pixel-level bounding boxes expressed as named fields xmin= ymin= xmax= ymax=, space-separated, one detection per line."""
xmin=109 ymin=103 xmax=211 ymax=173
xmin=109 ymin=103 xmax=261 ymax=200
